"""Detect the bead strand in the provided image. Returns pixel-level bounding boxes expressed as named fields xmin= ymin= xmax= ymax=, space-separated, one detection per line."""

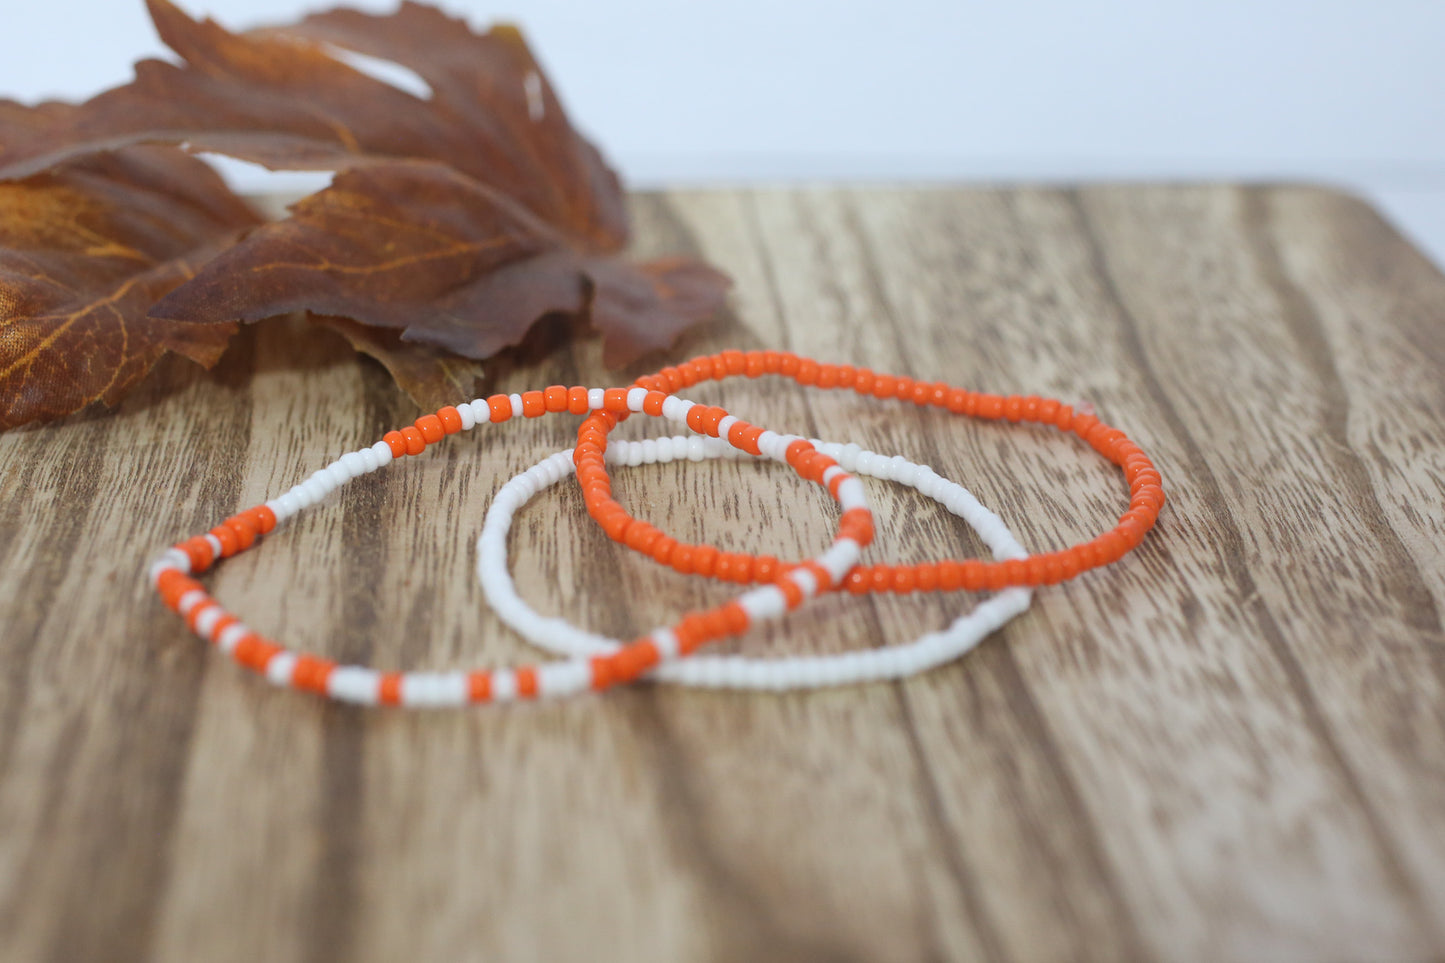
xmin=479 ymin=434 xmax=1033 ymax=689
xmin=147 ymin=387 xmax=874 ymax=706
xmin=572 ymin=349 xmax=1165 ymax=592
xmin=146 ymin=350 xmax=1164 ymax=708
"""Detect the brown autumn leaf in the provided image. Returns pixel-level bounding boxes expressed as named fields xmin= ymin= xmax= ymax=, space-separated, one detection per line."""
xmin=586 ymin=257 xmax=737 ymax=368
xmin=148 ymin=161 xmax=730 ymax=368
xmin=0 ymin=1 xmax=730 ymax=421
xmin=0 ymin=1 xmax=626 ymax=252
xmin=0 ymin=102 xmax=260 ymax=429
xmin=314 ymin=316 xmax=489 ymax=411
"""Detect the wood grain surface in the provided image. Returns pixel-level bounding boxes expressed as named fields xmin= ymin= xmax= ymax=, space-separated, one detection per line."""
xmin=1 ymin=185 xmax=1443 ymax=963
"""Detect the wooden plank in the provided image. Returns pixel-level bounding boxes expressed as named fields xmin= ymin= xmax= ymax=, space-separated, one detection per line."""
xmin=0 ymin=186 xmax=1443 ymax=962
xmin=734 ymin=186 xmax=1440 ymax=959
xmin=1072 ymin=185 xmax=1445 ymax=951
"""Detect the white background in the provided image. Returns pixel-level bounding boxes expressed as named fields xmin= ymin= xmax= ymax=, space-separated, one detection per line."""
xmin=4 ymin=0 xmax=1443 ymax=265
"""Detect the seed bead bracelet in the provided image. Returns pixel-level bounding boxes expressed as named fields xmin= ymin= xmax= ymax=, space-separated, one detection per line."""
xmin=480 ymin=434 xmax=1033 ymax=689
xmin=147 ymin=386 xmax=875 ymax=706
xmin=577 ymin=349 xmax=1164 ymax=593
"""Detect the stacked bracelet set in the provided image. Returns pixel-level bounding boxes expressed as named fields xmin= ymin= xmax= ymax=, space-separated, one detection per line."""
xmin=146 ymin=349 xmax=1165 ymax=708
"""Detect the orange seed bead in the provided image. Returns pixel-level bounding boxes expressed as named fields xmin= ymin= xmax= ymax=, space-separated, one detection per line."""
xmin=400 ymin=426 xmax=426 ymax=455
xmin=436 ymin=406 xmax=463 ymax=433
xmin=415 ymin=414 xmax=445 ymax=443
xmin=568 ymin=387 xmax=590 ymax=414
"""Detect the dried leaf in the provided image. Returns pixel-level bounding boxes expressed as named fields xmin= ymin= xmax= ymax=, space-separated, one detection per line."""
xmin=0 ymin=0 xmax=626 ymax=253
xmin=0 ymin=103 xmax=260 ymax=428
xmin=587 ymin=257 xmax=733 ymax=368
xmin=314 ymin=315 xmax=487 ymax=411
xmin=150 ymin=162 xmax=577 ymax=343
xmin=0 ymin=1 xmax=731 ymax=419
xmin=273 ymin=4 xmax=628 ymax=253
xmin=149 ymin=161 xmax=727 ymax=372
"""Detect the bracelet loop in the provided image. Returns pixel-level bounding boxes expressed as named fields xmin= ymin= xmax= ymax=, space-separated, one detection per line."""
xmin=149 ymin=384 xmax=873 ymax=706
xmin=481 ymin=434 xmax=1033 ymax=688
xmin=578 ymin=350 xmax=1164 ymax=591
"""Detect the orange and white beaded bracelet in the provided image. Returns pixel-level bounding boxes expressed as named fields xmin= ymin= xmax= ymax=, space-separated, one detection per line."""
xmin=147 ymin=386 xmax=873 ymax=707
xmin=578 ymin=350 xmax=1164 ymax=593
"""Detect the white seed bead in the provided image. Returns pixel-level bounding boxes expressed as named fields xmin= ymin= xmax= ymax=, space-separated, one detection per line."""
xmin=216 ymin=622 xmax=250 ymax=653
xmin=544 ymin=453 xmax=570 ymax=484
xmin=587 ymin=388 xmax=605 ymax=410
xmin=469 ymin=399 xmax=490 ymax=424
xmin=754 ymin=430 xmax=777 ymax=458
xmin=738 ymin=585 xmax=789 ymax=622
xmin=490 ymin=670 xmax=518 ymax=701
xmin=289 ymin=484 xmax=312 ymax=509
xmin=663 ymin=397 xmax=692 ymax=423
xmin=370 ymin=440 xmax=394 ymax=466
xmin=458 ymin=403 xmax=476 ymax=430
xmin=328 ymin=667 xmax=380 ymax=705
xmin=626 ymin=387 xmax=649 ymax=411
xmin=508 ymin=393 xmax=524 ymax=417
xmin=836 ymin=478 xmax=867 ymax=512
xmin=266 ymin=652 xmax=297 ymax=687
xmin=204 ymin=533 xmax=224 ymax=559
xmin=177 ymin=590 xmax=207 ymax=616
xmin=302 ymin=477 xmax=330 ymax=504
xmin=651 ymin=629 xmax=681 ymax=659
xmin=148 ymin=560 xmax=178 ymax=586
xmin=787 ymin=566 xmax=818 ymax=598
xmin=401 ymin=672 xmax=468 ymax=708
xmin=537 ymin=661 xmax=590 ymax=697
xmin=148 ymin=548 xmax=190 ymax=585
xmin=194 ymin=605 xmax=225 ymax=638
xmin=818 ymin=539 xmax=859 ymax=584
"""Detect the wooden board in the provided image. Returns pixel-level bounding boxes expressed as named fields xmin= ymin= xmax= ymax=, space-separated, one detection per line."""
xmin=1 ymin=185 xmax=1443 ymax=963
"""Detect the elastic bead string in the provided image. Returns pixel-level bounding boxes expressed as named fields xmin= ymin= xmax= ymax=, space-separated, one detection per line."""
xmin=146 ymin=350 xmax=1164 ymax=708
xmin=580 ymin=349 xmax=1164 ymax=592
xmin=480 ymin=434 xmax=1033 ymax=689
xmin=146 ymin=386 xmax=874 ymax=706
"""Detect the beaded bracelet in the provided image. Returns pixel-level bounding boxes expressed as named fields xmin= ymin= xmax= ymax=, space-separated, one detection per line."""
xmin=480 ymin=434 xmax=1033 ymax=689
xmin=147 ymin=387 xmax=874 ymax=706
xmin=578 ymin=350 xmax=1164 ymax=593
